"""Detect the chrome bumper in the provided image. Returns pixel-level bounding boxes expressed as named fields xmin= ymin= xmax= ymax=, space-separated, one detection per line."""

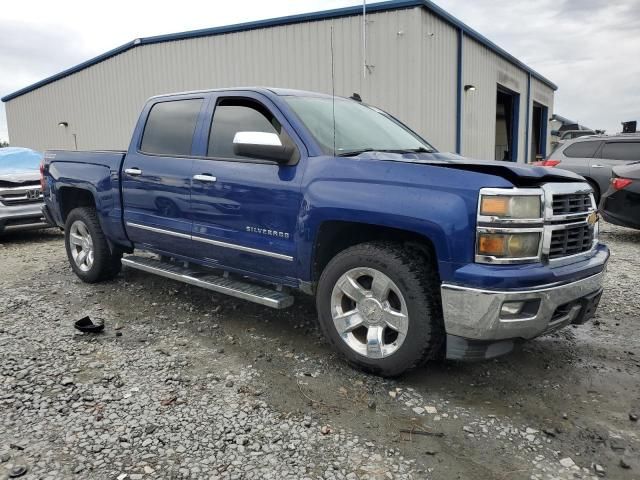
xmin=0 ymin=201 xmax=50 ymax=233
xmin=441 ymin=271 xmax=606 ymax=341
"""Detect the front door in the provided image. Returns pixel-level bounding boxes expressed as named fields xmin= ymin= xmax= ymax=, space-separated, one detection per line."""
xmin=122 ymin=96 xmax=205 ymax=256
xmin=190 ymin=93 xmax=305 ymax=282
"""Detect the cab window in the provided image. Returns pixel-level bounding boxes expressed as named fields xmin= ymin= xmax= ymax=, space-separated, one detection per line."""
xmin=140 ymin=99 xmax=203 ymax=156
xmin=207 ymin=98 xmax=297 ymax=161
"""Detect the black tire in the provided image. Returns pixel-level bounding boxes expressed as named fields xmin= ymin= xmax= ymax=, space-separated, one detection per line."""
xmin=316 ymin=242 xmax=444 ymax=377
xmin=64 ymin=207 xmax=122 ymax=283
xmin=586 ymin=178 xmax=601 ymax=205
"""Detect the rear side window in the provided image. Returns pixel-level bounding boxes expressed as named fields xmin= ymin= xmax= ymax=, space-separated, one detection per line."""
xmin=140 ymin=99 xmax=203 ymax=156
xmin=207 ymin=98 xmax=295 ymax=160
xmin=601 ymin=142 xmax=640 ymax=161
xmin=563 ymin=141 xmax=601 ymax=158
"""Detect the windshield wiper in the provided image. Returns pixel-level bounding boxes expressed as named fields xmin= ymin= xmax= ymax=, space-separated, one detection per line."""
xmin=388 ymin=147 xmax=433 ymax=153
xmin=336 ymin=148 xmax=376 ymax=157
xmin=337 ymin=147 xmax=433 ymax=157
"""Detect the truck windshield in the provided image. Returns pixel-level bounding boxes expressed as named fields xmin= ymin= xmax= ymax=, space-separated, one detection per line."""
xmin=284 ymin=96 xmax=435 ymax=156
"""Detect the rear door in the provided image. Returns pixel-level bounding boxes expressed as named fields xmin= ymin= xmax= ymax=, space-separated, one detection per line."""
xmin=592 ymin=141 xmax=640 ymax=195
xmin=122 ymin=95 xmax=206 ymax=256
xmin=189 ymin=92 xmax=305 ymax=282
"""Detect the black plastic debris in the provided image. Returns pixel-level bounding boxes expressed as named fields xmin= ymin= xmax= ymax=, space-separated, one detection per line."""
xmin=74 ymin=316 xmax=104 ymax=333
xmin=9 ymin=465 xmax=28 ymax=478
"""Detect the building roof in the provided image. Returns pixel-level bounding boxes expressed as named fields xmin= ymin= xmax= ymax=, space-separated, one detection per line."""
xmin=1 ymin=0 xmax=557 ymax=103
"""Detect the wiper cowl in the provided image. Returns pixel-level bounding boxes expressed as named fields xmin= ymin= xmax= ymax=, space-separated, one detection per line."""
xmin=337 ymin=147 xmax=433 ymax=157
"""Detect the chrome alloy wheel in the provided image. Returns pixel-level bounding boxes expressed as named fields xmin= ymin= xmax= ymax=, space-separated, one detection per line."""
xmin=69 ymin=220 xmax=94 ymax=272
xmin=330 ymin=267 xmax=409 ymax=359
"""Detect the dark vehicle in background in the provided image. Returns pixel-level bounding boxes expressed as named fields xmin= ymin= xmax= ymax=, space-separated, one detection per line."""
xmin=600 ymin=162 xmax=640 ymax=230
xmin=0 ymin=147 xmax=50 ymax=234
xmin=535 ymin=134 xmax=640 ymax=203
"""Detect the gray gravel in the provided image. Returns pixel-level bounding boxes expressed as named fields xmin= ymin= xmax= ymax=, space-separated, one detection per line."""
xmin=0 ymin=290 xmax=416 ymax=479
xmin=1 ymin=223 xmax=638 ymax=479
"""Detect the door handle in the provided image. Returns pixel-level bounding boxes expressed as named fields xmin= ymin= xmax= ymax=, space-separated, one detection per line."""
xmin=193 ymin=174 xmax=217 ymax=183
xmin=124 ymin=168 xmax=142 ymax=176
xmin=592 ymin=164 xmax=605 ymax=168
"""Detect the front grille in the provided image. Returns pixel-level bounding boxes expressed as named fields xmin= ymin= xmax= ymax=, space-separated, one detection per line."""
xmin=0 ymin=186 xmax=42 ymax=205
xmin=552 ymin=193 xmax=592 ymax=216
xmin=549 ymin=224 xmax=594 ymax=259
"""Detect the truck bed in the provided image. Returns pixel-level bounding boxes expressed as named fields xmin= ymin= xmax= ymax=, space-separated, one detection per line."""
xmin=43 ymin=149 xmax=130 ymax=246
xmin=44 ymin=150 xmax=126 ymax=170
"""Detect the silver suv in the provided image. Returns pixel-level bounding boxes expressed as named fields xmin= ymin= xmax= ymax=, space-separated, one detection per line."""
xmin=537 ymin=134 xmax=640 ymax=203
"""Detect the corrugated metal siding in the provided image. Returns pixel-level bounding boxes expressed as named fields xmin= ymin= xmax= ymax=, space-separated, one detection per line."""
xmin=7 ymin=7 xmax=455 ymax=152
xmin=461 ymin=36 xmax=528 ymax=162
xmin=5 ymin=6 xmax=551 ymax=162
xmin=418 ymin=8 xmax=457 ymax=151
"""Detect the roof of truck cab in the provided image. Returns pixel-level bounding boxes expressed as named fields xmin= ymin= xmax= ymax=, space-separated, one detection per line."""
xmin=2 ymin=0 xmax=556 ymax=103
xmin=147 ymin=87 xmax=336 ymax=100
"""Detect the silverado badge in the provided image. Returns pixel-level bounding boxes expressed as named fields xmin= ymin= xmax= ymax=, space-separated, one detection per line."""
xmin=246 ymin=226 xmax=290 ymax=239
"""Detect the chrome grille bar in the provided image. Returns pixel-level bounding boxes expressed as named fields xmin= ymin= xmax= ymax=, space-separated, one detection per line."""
xmin=541 ymin=182 xmax=598 ymax=265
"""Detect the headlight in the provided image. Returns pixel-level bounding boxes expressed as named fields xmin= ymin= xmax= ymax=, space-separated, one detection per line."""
xmin=476 ymin=189 xmax=545 ymax=263
xmin=477 ymin=232 xmax=541 ymax=259
xmin=480 ymin=195 xmax=541 ymax=219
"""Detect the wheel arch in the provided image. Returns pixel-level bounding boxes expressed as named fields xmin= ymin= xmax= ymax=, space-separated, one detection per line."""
xmin=311 ymin=220 xmax=442 ymax=286
xmin=58 ymin=186 xmax=97 ymax=223
xmin=584 ymin=177 xmax=601 ymax=203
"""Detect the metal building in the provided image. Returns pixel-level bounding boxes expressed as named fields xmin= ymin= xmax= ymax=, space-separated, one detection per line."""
xmin=1 ymin=0 xmax=556 ymax=163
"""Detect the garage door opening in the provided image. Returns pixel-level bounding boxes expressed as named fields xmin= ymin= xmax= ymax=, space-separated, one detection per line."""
xmin=531 ymin=102 xmax=548 ymax=162
xmin=495 ymin=86 xmax=520 ymax=162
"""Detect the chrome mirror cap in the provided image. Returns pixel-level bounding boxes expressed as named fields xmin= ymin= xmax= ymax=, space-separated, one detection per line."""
xmin=232 ymin=131 xmax=282 ymax=147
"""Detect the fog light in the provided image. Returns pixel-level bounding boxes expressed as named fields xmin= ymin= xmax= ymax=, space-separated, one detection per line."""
xmin=499 ymin=299 xmax=542 ymax=320
xmin=500 ymin=301 xmax=525 ymax=316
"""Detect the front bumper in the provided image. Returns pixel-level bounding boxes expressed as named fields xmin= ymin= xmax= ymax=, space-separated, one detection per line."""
xmin=0 ymin=201 xmax=51 ymax=233
xmin=442 ymin=269 xmax=606 ymax=360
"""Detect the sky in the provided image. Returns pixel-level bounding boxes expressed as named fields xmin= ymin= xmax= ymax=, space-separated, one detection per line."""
xmin=1 ymin=0 xmax=639 ymax=144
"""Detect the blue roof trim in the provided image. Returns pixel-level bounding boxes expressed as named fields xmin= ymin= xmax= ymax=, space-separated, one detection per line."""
xmin=1 ymin=0 xmax=556 ymax=103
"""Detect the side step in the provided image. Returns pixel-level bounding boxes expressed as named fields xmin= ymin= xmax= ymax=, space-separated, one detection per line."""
xmin=121 ymin=255 xmax=294 ymax=309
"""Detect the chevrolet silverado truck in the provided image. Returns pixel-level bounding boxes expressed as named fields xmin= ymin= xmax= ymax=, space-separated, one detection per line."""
xmin=41 ymin=88 xmax=609 ymax=376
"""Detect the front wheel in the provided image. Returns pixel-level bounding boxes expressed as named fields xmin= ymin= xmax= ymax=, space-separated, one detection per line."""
xmin=64 ymin=207 xmax=121 ymax=283
xmin=316 ymin=242 xmax=444 ymax=377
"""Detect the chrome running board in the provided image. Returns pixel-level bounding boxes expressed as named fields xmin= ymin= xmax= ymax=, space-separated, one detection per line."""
xmin=121 ymin=255 xmax=294 ymax=309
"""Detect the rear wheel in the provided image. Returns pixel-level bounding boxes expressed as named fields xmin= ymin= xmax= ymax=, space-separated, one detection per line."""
xmin=316 ymin=242 xmax=444 ymax=377
xmin=64 ymin=207 xmax=121 ymax=283
xmin=586 ymin=178 xmax=601 ymax=205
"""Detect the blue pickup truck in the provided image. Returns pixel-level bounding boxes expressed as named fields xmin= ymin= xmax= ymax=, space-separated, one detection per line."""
xmin=41 ymin=88 xmax=609 ymax=376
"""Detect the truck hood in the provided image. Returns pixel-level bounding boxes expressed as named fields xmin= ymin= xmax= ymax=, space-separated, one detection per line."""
xmin=356 ymin=151 xmax=584 ymax=187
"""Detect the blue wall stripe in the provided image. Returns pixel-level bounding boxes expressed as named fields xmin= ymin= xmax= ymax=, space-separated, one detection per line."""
xmin=455 ymin=28 xmax=463 ymax=154
xmin=1 ymin=0 xmax=557 ymax=103
xmin=539 ymin=104 xmax=548 ymax=158
xmin=511 ymin=91 xmax=520 ymax=162
xmin=525 ymin=73 xmax=531 ymax=163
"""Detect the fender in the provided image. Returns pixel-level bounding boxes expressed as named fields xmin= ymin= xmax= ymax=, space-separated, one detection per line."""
xmin=46 ymin=159 xmax=131 ymax=249
xmin=297 ymin=156 xmax=514 ymax=283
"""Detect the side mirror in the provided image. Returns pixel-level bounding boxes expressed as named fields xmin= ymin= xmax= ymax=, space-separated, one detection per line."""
xmin=232 ymin=132 xmax=294 ymax=163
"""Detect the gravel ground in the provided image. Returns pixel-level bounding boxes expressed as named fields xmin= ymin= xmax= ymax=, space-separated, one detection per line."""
xmin=0 ymin=223 xmax=638 ymax=479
